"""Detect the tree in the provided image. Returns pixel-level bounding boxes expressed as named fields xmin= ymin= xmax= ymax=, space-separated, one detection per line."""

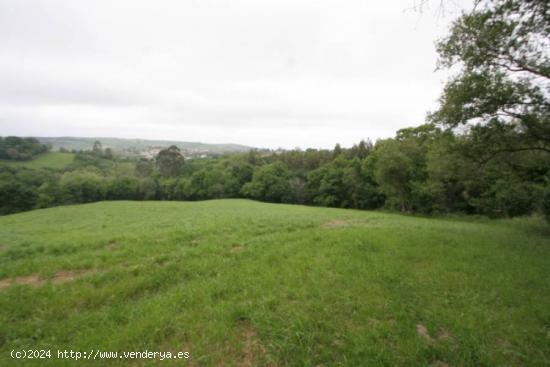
xmin=139 ymin=178 xmax=158 ymax=200
xmin=241 ymin=162 xmax=291 ymax=203
xmin=136 ymin=158 xmax=154 ymax=177
xmin=333 ymin=143 xmax=343 ymax=158
xmin=356 ymin=139 xmax=372 ymax=159
xmin=156 ymin=145 xmax=185 ymax=177
xmin=186 ymin=168 xmax=225 ymax=200
xmin=104 ymin=147 xmax=114 ymax=159
xmin=105 ymin=177 xmax=141 ymax=200
xmin=306 ymin=155 xmax=383 ymax=209
xmin=222 ymin=160 xmax=253 ymax=196
xmin=0 ymin=136 xmax=48 ymax=161
xmin=430 ymin=0 xmax=550 ymax=160
xmin=370 ymin=138 xmax=426 ymax=212
xmin=0 ymin=175 xmax=38 ymax=214
xmin=92 ymin=140 xmax=103 ymax=154
xmin=424 ymin=132 xmax=472 ymax=212
xmin=59 ymin=170 xmax=106 ymax=203
xmin=288 ymin=177 xmax=307 ymax=204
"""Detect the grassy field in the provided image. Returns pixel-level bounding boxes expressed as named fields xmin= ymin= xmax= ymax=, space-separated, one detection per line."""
xmin=0 ymin=200 xmax=549 ymax=366
xmin=0 ymin=152 xmax=75 ymax=169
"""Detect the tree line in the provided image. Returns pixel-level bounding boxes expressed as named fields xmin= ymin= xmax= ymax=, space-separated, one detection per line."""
xmin=0 ymin=126 xmax=549 ymax=222
xmin=0 ymin=0 xmax=548 ymax=221
xmin=0 ymin=137 xmax=49 ymax=161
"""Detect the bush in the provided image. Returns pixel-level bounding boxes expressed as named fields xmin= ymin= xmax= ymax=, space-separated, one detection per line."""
xmin=60 ymin=171 xmax=106 ymax=203
xmin=410 ymin=180 xmax=445 ymax=214
xmin=105 ymin=177 xmax=141 ymax=200
xmin=0 ymin=178 xmax=38 ymax=214
xmin=241 ymin=162 xmax=291 ymax=203
xmin=472 ymin=179 xmax=535 ymax=218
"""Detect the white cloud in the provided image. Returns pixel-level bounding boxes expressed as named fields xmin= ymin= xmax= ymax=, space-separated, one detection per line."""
xmin=0 ymin=0 xmax=472 ymax=149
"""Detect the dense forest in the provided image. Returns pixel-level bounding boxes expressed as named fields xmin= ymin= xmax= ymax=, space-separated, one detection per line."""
xmin=1 ymin=0 xmax=549 ymax=221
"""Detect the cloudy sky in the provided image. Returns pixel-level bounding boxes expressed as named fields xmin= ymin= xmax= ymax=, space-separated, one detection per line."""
xmin=0 ymin=0 xmax=472 ymax=149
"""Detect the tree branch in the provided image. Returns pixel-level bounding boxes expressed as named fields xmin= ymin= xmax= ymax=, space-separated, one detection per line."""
xmin=479 ymin=146 xmax=550 ymax=165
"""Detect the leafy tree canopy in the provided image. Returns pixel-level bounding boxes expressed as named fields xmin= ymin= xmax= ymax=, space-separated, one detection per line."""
xmin=431 ymin=0 xmax=550 ymax=159
xmin=156 ymin=145 xmax=185 ymax=177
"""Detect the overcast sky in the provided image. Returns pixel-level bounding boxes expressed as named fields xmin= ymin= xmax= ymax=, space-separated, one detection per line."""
xmin=0 ymin=0 xmax=472 ymax=149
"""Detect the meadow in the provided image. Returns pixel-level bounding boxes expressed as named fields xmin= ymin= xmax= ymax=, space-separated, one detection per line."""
xmin=0 ymin=152 xmax=75 ymax=170
xmin=0 ymin=200 xmax=549 ymax=366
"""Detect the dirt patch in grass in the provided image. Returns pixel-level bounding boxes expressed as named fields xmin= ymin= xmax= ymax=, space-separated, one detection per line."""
xmin=241 ymin=325 xmax=255 ymax=367
xmin=106 ymin=240 xmax=119 ymax=250
xmin=416 ymin=324 xmax=433 ymax=342
xmin=0 ymin=278 xmax=11 ymax=289
xmin=236 ymin=323 xmax=273 ymax=367
xmin=437 ymin=329 xmax=451 ymax=341
xmin=416 ymin=324 xmax=453 ymax=344
xmin=183 ymin=342 xmax=194 ymax=367
xmin=15 ymin=274 xmax=42 ymax=286
xmin=230 ymin=245 xmax=245 ymax=253
xmin=0 ymin=274 xmax=42 ymax=289
xmin=321 ymin=218 xmax=368 ymax=229
xmin=0 ymin=269 xmax=94 ymax=290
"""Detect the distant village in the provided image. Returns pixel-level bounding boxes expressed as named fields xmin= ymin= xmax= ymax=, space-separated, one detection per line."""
xmin=136 ymin=146 xmax=209 ymax=160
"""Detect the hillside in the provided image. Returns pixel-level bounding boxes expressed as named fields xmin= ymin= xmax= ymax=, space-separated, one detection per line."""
xmin=0 ymin=200 xmax=549 ymax=366
xmin=0 ymin=152 xmax=75 ymax=169
xmin=36 ymin=137 xmax=254 ymax=157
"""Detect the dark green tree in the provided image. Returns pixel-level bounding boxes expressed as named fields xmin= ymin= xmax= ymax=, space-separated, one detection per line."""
xmin=136 ymin=158 xmax=154 ymax=177
xmin=241 ymin=162 xmax=291 ymax=203
xmin=0 ymin=136 xmax=48 ymax=161
xmin=369 ymin=138 xmax=426 ymax=212
xmin=333 ymin=143 xmax=343 ymax=158
xmin=156 ymin=145 xmax=185 ymax=177
xmin=92 ymin=140 xmax=103 ymax=154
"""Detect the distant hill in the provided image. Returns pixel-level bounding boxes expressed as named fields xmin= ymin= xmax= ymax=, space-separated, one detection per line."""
xmin=36 ymin=137 xmax=255 ymax=158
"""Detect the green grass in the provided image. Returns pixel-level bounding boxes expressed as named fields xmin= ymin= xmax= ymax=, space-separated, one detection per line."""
xmin=0 ymin=152 xmax=75 ymax=169
xmin=0 ymin=200 xmax=549 ymax=366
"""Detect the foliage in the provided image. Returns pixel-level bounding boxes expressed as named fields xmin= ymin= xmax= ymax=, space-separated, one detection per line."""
xmin=307 ymin=156 xmax=383 ymax=209
xmin=370 ymin=138 xmax=425 ymax=212
xmin=1 ymin=125 xmax=548 ymax=220
xmin=0 ymin=136 xmax=49 ymax=161
xmin=241 ymin=162 xmax=291 ymax=203
xmin=135 ymin=158 xmax=154 ymax=177
xmin=156 ymin=145 xmax=185 ymax=177
xmin=60 ymin=170 xmax=106 ymax=204
xmin=431 ymin=0 xmax=550 ymax=161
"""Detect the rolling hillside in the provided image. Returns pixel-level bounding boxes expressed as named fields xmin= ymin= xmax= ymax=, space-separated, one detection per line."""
xmin=0 ymin=152 xmax=75 ymax=169
xmin=0 ymin=200 xmax=549 ymax=366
